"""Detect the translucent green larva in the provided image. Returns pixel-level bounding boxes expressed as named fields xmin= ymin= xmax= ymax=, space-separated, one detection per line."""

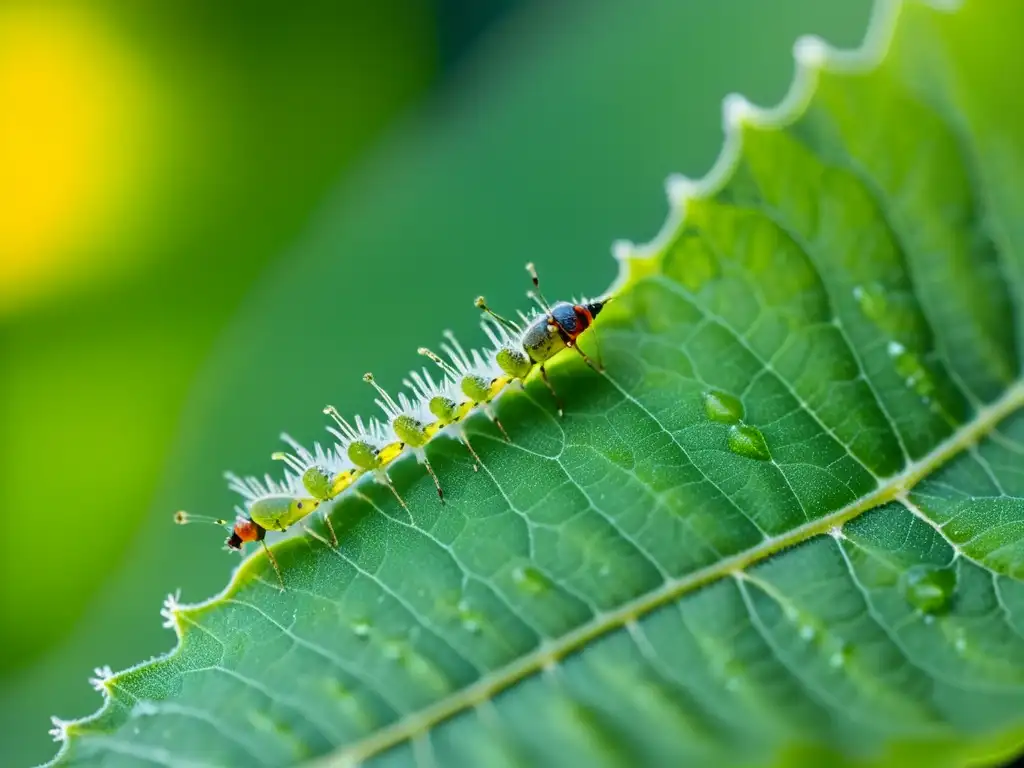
xmin=185 ymin=261 xmax=611 ymax=589
xmin=300 ymin=466 xmax=333 ymax=501
xmin=249 ymin=494 xmax=319 ymax=532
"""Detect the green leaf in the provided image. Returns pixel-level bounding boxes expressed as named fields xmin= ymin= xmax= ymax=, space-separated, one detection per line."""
xmin=46 ymin=1 xmax=1024 ymax=766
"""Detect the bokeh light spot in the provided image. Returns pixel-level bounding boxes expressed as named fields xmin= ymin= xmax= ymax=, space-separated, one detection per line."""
xmin=0 ymin=5 xmax=154 ymax=313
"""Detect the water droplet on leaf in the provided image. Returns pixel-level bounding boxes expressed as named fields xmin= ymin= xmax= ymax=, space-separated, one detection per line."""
xmin=728 ymin=424 xmax=771 ymax=461
xmin=828 ymin=641 xmax=851 ymax=669
xmin=383 ymin=640 xmax=405 ymax=660
xmin=887 ymin=342 xmax=937 ymax=403
xmin=512 ymin=566 xmax=551 ymax=595
xmin=954 ymin=630 xmax=967 ymax=654
xmin=457 ymin=600 xmax=484 ymax=634
xmin=703 ymin=390 xmax=744 ymax=424
xmin=902 ymin=564 xmax=956 ymax=614
xmin=351 ymin=620 xmax=372 ymax=638
xmin=852 ymin=283 xmax=888 ymax=323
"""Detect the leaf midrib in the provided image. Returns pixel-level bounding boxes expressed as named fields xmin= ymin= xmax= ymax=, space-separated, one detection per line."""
xmin=304 ymin=375 xmax=1024 ymax=768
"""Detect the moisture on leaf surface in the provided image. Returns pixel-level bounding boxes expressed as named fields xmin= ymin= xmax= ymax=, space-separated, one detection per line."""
xmin=46 ymin=1 xmax=1024 ymax=766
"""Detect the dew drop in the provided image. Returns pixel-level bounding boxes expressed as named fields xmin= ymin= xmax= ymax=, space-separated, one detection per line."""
xmin=722 ymin=658 xmax=745 ymax=690
xmin=703 ymin=390 xmax=744 ymax=424
xmin=829 ymin=641 xmax=851 ymax=669
xmin=954 ymin=630 xmax=967 ymax=655
xmin=323 ymin=678 xmax=351 ymax=700
xmin=512 ymin=566 xmax=551 ymax=595
xmin=852 ymin=282 xmax=888 ymax=323
xmin=457 ymin=600 xmax=483 ymax=634
xmin=887 ymin=342 xmax=937 ymax=403
xmin=799 ymin=624 xmax=816 ymax=642
xmin=727 ymin=424 xmax=771 ymax=461
xmin=351 ymin=620 xmax=372 ymax=638
xmin=902 ymin=564 xmax=956 ymax=615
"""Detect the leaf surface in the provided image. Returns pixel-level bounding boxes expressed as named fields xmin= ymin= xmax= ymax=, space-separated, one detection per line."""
xmin=48 ymin=1 xmax=1024 ymax=766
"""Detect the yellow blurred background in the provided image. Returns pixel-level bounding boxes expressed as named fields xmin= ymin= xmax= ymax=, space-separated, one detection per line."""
xmin=0 ymin=3 xmax=153 ymax=309
xmin=0 ymin=1 xmax=870 ymax=764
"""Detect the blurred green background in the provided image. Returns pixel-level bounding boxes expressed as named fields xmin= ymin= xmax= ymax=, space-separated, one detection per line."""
xmin=0 ymin=1 xmax=871 ymax=764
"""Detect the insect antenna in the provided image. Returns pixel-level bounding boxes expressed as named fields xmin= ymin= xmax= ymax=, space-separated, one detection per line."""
xmin=526 ymin=262 xmax=553 ymax=313
xmin=418 ymin=346 xmax=460 ymax=379
xmin=323 ymin=405 xmax=356 ymax=438
xmin=173 ymin=511 xmax=229 ymax=527
xmin=475 ymin=296 xmax=521 ymax=335
xmin=363 ymin=372 xmax=402 ymax=418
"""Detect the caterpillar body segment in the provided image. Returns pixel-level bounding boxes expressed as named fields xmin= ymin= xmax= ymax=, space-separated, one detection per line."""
xmin=364 ymin=372 xmax=446 ymax=503
xmin=324 ymin=406 xmax=408 ymax=510
xmin=272 ymin=435 xmax=337 ymax=501
xmin=404 ymin=367 xmax=483 ymax=469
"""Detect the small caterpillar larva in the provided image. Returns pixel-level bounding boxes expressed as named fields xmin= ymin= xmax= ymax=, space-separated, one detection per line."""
xmin=176 ymin=263 xmax=610 ymax=587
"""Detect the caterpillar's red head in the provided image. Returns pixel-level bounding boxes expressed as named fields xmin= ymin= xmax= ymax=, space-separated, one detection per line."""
xmin=226 ymin=517 xmax=266 ymax=550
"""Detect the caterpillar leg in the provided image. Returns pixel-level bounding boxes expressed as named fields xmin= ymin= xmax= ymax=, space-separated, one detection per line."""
xmin=461 ymin=434 xmax=481 ymax=471
xmin=486 ymin=406 xmax=511 ymax=442
xmin=539 ymin=364 xmax=564 ymax=417
xmin=321 ymin=509 xmax=338 ymax=548
xmin=381 ymin=473 xmax=409 ymax=512
xmin=260 ymin=540 xmax=286 ymax=591
xmin=586 ymin=321 xmax=605 ymax=371
xmin=421 ymin=456 xmax=445 ymax=504
xmin=567 ymin=340 xmax=602 ymax=373
xmin=302 ymin=520 xmax=334 ymax=550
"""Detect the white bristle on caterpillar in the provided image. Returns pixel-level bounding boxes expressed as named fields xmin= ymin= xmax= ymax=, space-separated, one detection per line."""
xmin=323 ymin=410 xmax=393 ymax=457
xmin=224 ymin=471 xmax=304 ymax=509
xmin=273 ymin=435 xmax=339 ymax=478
